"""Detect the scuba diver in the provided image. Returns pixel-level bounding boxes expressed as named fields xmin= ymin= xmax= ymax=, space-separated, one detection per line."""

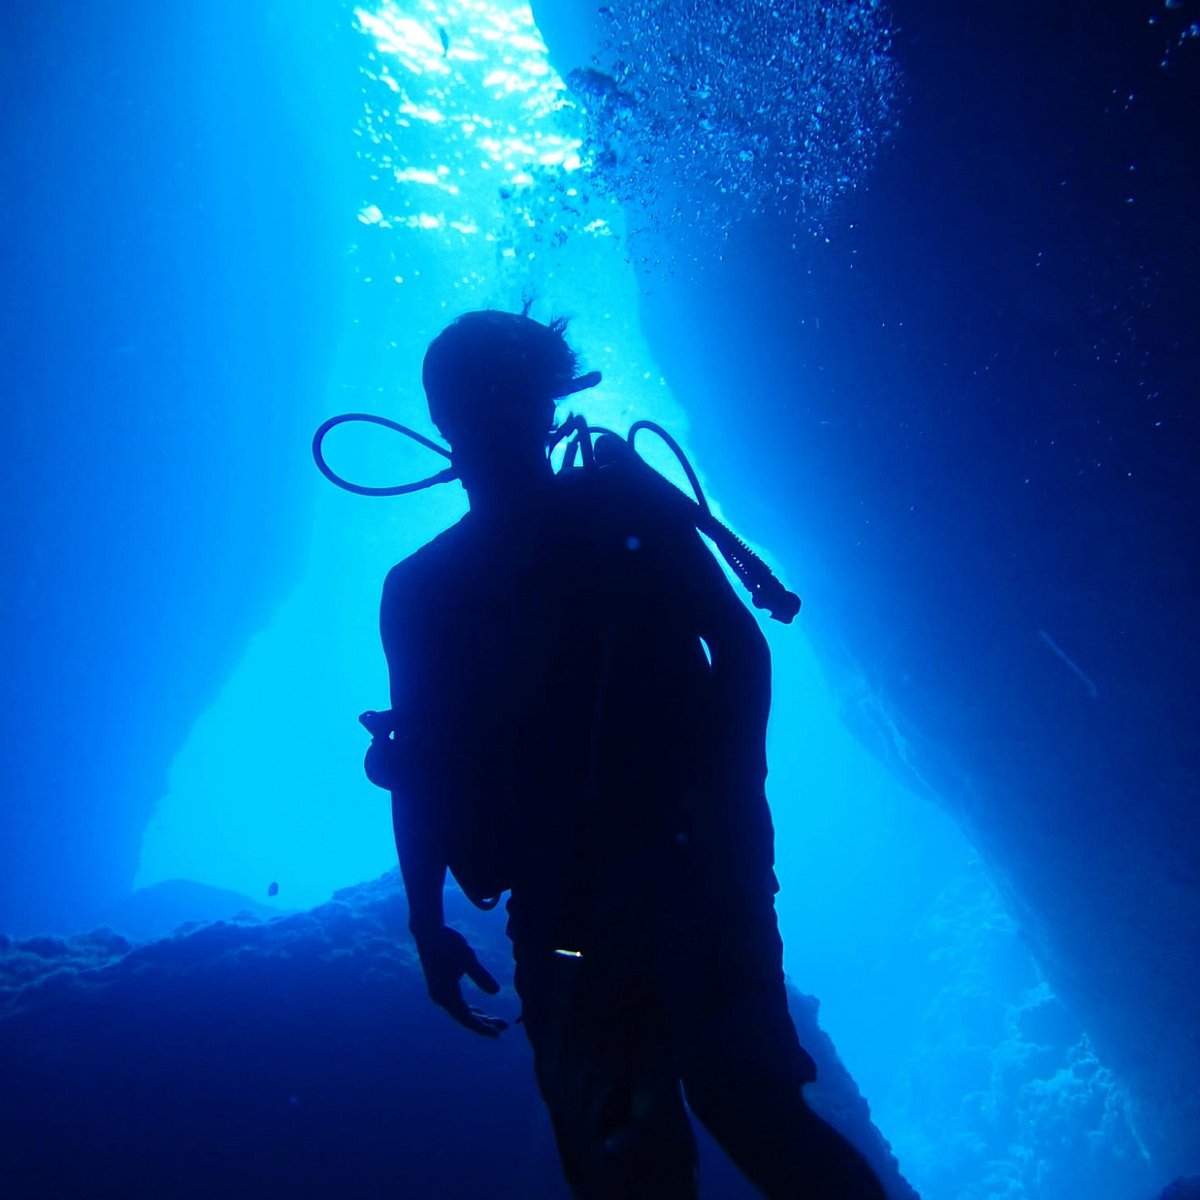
xmin=365 ymin=309 xmax=886 ymax=1199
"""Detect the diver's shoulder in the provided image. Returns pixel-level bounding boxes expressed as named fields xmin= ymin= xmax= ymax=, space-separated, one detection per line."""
xmin=383 ymin=517 xmax=474 ymax=597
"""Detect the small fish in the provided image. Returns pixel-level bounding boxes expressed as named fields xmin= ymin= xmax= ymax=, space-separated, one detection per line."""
xmin=267 ymin=881 xmax=279 ymax=897
xmin=437 ymin=24 xmax=449 ymax=56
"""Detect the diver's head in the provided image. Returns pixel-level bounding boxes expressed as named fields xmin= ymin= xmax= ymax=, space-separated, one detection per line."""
xmin=422 ymin=309 xmax=596 ymax=500
xmin=424 ymin=309 xmax=578 ymax=448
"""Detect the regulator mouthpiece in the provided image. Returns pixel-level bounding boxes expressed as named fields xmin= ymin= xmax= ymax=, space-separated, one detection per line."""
xmin=557 ymin=370 xmax=602 ymax=398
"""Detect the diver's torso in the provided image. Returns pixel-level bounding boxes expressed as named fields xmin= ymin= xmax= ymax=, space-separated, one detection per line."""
xmin=400 ymin=466 xmax=718 ymax=901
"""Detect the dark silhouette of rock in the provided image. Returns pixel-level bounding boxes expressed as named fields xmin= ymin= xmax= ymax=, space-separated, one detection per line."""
xmin=0 ymin=872 xmax=918 ymax=1199
xmin=1160 ymin=1178 xmax=1200 ymax=1200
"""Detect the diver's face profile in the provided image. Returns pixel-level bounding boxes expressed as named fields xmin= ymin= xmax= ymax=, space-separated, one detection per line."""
xmin=446 ymin=391 xmax=554 ymax=506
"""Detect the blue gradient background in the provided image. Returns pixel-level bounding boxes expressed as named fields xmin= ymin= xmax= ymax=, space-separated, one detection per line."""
xmin=2 ymin=3 xmax=1196 ymax=1197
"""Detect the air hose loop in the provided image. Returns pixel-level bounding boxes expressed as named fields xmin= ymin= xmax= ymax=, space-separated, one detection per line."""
xmin=312 ymin=413 xmax=456 ymax=497
xmin=628 ymin=419 xmax=710 ymax=518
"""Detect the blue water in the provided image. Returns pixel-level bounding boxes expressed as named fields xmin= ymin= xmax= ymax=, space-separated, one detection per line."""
xmin=2 ymin=2 xmax=1197 ymax=1198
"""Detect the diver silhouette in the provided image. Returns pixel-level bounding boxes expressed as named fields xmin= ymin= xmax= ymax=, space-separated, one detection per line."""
xmin=376 ymin=309 xmax=886 ymax=1199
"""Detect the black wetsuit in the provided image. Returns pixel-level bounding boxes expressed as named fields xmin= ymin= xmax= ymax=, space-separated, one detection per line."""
xmin=381 ymin=459 xmax=884 ymax=1199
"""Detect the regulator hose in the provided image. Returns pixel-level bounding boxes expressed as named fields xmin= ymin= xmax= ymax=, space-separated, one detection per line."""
xmin=623 ymin=421 xmax=800 ymax=624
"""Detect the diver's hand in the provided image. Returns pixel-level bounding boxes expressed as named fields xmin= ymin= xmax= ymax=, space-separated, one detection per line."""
xmin=413 ymin=925 xmax=509 ymax=1038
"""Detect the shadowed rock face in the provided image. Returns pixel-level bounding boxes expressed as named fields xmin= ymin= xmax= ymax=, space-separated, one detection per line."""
xmin=1161 ymin=1178 xmax=1200 ymax=1200
xmin=0 ymin=873 xmax=917 ymax=1200
xmin=535 ymin=0 xmax=1200 ymax=1179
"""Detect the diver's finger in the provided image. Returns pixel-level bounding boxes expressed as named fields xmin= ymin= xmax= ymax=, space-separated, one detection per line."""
xmin=468 ymin=1007 xmax=509 ymax=1032
xmin=438 ymin=984 xmax=503 ymax=1037
xmin=451 ymin=1003 xmax=506 ymax=1038
xmin=463 ymin=955 xmax=501 ymax=995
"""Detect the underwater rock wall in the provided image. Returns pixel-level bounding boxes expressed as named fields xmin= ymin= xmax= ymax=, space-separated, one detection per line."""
xmin=0 ymin=3 xmax=351 ymax=933
xmin=535 ymin=0 xmax=1200 ymax=1182
xmin=0 ymin=873 xmax=917 ymax=1199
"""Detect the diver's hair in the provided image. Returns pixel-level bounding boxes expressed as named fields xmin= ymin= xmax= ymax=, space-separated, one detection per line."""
xmin=422 ymin=309 xmax=579 ymax=443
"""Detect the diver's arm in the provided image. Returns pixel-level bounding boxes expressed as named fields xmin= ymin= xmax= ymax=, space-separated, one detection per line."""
xmin=675 ymin=526 xmax=772 ymax=791
xmin=380 ymin=563 xmax=507 ymax=1038
xmin=391 ymin=772 xmax=505 ymax=1037
xmin=667 ymin=524 xmax=778 ymax=884
xmin=706 ymin=584 xmax=771 ymax=792
xmin=380 ymin=564 xmax=450 ymax=937
xmin=391 ymin=789 xmax=447 ymax=938
xmin=613 ymin=457 xmax=771 ymax=792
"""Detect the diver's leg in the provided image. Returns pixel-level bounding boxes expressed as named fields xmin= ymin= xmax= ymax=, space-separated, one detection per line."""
xmin=670 ymin=901 xmax=885 ymax=1200
xmin=514 ymin=945 xmax=699 ymax=1200
xmin=679 ymin=997 xmax=884 ymax=1199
